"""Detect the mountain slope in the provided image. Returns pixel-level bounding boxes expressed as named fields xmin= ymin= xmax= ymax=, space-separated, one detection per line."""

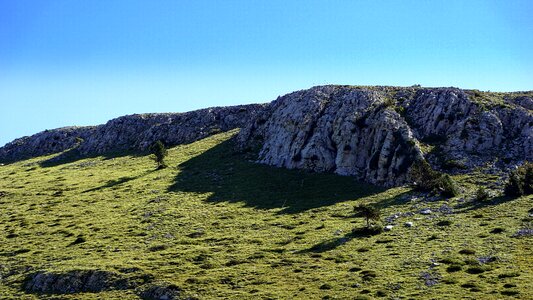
xmin=0 ymin=131 xmax=532 ymax=299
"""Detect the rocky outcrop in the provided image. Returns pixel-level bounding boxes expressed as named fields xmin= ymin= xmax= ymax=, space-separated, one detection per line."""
xmin=237 ymin=86 xmax=423 ymax=186
xmin=0 ymin=126 xmax=97 ymax=163
xmin=2 ymin=85 xmax=531 ymax=187
xmin=24 ymin=270 xmax=133 ymax=294
xmin=238 ymin=86 xmax=532 ymax=186
xmin=0 ymin=104 xmax=264 ymax=163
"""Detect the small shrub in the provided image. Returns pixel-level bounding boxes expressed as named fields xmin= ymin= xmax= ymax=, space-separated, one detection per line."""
xmin=319 ymin=283 xmax=332 ymax=290
xmin=459 ymin=249 xmax=476 ymax=255
xmin=446 ymin=265 xmax=462 ymax=272
xmin=504 ymin=162 xmax=533 ymax=197
xmin=498 ymin=272 xmax=520 ymax=278
xmin=436 ymin=220 xmax=452 ymax=227
xmin=501 ymin=290 xmax=520 ymax=296
xmin=150 ymin=140 xmax=168 ymax=170
xmin=474 ymin=186 xmax=490 ymax=202
xmin=466 ymin=266 xmax=490 ymax=274
xmin=409 ymin=159 xmax=459 ymax=197
xmin=360 ymin=270 xmax=377 ymax=281
xmin=434 ymin=174 xmax=460 ymax=197
xmin=354 ymin=204 xmax=381 ymax=228
xmin=490 ymin=228 xmax=505 ymax=234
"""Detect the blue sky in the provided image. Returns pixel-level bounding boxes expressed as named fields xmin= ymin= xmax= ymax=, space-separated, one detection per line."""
xmin=1 ymin=0 xmax=532 ymax=146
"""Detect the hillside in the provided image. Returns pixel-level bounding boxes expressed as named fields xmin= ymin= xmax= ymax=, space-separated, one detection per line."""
xmin=0 ymin=85 xmax=532 ymax=299
xmin=0 ymin=130 xmax=532 ymax=299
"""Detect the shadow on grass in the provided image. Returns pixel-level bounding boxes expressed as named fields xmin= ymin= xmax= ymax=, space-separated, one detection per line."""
xmin=168 ymin=138 xmax=385 ymax=214
xmin=82 ymin=170 xmax=156 ymax=193
xmin=39 ymin=147 xmax=146 ymax=168
xmin=299 ymin=228 xmax=381 ymax=253
xmin=454 ymin=195 xmax=518 ymax=213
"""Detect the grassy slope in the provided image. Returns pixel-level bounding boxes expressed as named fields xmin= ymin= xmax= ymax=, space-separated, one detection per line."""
xmin=0 ymin=130 xmax=531 ymax=299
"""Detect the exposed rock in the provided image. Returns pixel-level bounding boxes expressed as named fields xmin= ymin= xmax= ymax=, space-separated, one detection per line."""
xmin=238 ymin=86 xmax=532 ymax=186
xmin=0 ymin=104 xmax=264 ymax=163
xmin=405 ymin=222 xmax=414 ymax=227
xmin=420 ymin=209 xmax=432 ymax=215
xmin=384 ymin=225 xmax=394 ymax=231
xmin=139 ymin=283 xmax=183 ymax=300
xmin=237 ymin=86 xmax=423 ymax=186
xmin=0 ymin=126 xmax=96 ymax=163
xmin=24 ymin=270 xmax=133 ymax=294
xmin=2 ymin=85 xmax=531 ymax=187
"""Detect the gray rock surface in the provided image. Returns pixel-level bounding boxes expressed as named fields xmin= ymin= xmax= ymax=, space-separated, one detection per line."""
xmin=24 ymin=270 xmax=132 ymax=294
xmin=1 ymin=85 xmax=531 ymax=187
xmin=237 ymin=86 xmax=423 ymax=186
xmin=238 ymin=86 xmax=532 ymax=186
xmin=0 ymin=104 xmax=264 ymax=163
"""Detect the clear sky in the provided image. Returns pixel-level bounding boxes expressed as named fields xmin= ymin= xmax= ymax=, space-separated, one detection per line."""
xmin=1 ymin=0 xmax=532 ymax=146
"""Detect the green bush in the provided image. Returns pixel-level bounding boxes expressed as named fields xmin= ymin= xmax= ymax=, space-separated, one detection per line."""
xmin=150 ymin=140 xmax=168 ymax=170
xmin=475 ymin=186 xmax=490 ymax=202
xmin=409 ymin=159 xmax=459 ymax=197
xmin=354 ymin=204 xmax=381 ymax=228
xmin=504 ymin=162 xmax=533 ymax=197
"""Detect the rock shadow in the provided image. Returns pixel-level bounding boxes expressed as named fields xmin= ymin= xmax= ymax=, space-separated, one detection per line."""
xmin=299 ymin=228 xmax=381 ymax=253
xmin=82 ymin=170 xmax=156 ymax=193
xmin=168 ymin=138 xmax=384 ymax=214
xmin=454 ymin=195 xmax=518 ymax=213
xmin=39 ymin=148 xmax=145 ymax=168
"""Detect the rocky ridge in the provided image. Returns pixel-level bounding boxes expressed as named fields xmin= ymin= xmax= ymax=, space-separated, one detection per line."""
xmin=1 ymin=85 xmax=531 ymax=187
xmin=0 ymin=104 xmax=265 ymax=163
xmin=237 ymin=86 xmax=532 ymax=186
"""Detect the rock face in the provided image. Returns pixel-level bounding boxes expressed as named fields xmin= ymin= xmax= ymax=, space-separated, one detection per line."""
xmin=1 ymin=85 xmax=531 ymax=187
xmin=0 ymin=126 xmax=97 ymax=163
xmin=238 ymin=86 xmax=423 ymax=186
xmin=238 ymin=86 xmax=532 ymax=186
xmin=24 ymin=270 xmax=132 ymax=294
xmin=0 ymin=104 xmax=264 ymax=163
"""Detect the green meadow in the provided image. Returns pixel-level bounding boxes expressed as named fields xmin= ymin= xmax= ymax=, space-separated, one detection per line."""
xmin=0 ymin=130 xmax=531 ymax=299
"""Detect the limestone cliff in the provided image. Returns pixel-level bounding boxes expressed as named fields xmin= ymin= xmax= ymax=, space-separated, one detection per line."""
xmin=0 ymin=104 xmax=264 ymax=163
xmin=1 ymin=85 xmax=531 ymax=187
xmin=237 ymin=86 xmax=532 ymax=186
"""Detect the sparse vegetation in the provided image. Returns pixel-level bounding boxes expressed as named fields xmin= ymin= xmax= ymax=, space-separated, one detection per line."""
xmin=409 ymin=159 xmax=459 ymax=197
xmin=504 ymin=162 xmax=533 ymax=197
xmin=474 ymin=186 xmax=490 ymax=202
xmin=0 ymin=130 xmax=531 ymax=299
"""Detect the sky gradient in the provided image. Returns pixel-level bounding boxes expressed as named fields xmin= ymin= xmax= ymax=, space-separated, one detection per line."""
xmin=1 ymin=0 xmax=532 ymax=146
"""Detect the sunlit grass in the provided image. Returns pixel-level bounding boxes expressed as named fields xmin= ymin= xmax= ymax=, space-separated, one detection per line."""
xmin=0 ymin=130 xmax=531 ymax=299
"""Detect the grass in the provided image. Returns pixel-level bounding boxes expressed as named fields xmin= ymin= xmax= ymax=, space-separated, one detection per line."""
xmin=0 ymin=130 xmax=532 ymax=299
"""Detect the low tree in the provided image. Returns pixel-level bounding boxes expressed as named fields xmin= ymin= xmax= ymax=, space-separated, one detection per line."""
xmin=150 ymin=140 xmax=168 ymax=170
xmin=504 ymin=162 xmax=533 ymax=197
xmin=409 ymin=159 xmax=459 ymax=197
xmin=354 ymin=204 xmax=381 ymax=228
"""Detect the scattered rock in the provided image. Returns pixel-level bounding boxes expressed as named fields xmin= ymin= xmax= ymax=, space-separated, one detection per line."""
xmin=384 ymin=225 xmax=394 ymax=231
xmin=420 ymin=271 xmax=441 ymax=286
xmin=420 ymin=209 xmax=432 ymax=215
xmin=405 ymin=222 xmax=414 ymax=227
xmin=513 ymin=228 xmax=533 ymax=237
